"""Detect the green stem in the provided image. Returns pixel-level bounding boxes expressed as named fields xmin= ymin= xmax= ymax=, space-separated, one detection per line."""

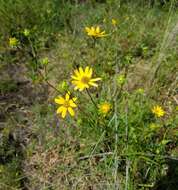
xmin=86 ymin=88 xmax=98 ymax=108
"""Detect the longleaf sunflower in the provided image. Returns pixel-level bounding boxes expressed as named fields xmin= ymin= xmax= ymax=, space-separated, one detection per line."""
xmin=152 ymin=105 xmax=165 ymax=117
xmin=71 ymin=66 xmax=101 ymax=91
xmin=9 ymin=37 xmax=19 ymax=47
xmin=99 ymin=102 xmax=111 ymax=115
xmin=85 ymin=26 xmax=107 ymax=38
xmin=55 ymin=92 xmax=77 ymax=118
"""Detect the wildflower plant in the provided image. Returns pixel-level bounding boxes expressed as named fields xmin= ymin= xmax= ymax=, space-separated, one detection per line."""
xmin=4 ymin=3 xmax=177 ymax=189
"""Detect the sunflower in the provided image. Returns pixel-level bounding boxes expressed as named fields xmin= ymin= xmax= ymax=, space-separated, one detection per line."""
xmin=55 ymin=92 xmax=77 ymax=118
xmin=99 ymin=102 xmax=111 ymax=115
xmin=85 ymin=26 xmax=107 ymax=38
xmin=9 ymin=37 xmax=19 ymax=47
xmin=152 ymin=105 xmax=165 ymax=117
xmin=71 ymin=66 xmax=101 ymax=91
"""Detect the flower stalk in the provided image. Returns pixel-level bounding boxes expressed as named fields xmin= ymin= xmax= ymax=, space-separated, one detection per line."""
xmin=86 ymin=88 xmax=98 ymax=109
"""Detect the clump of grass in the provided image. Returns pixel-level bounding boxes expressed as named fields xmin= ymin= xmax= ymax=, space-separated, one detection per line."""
xmin=0 ymin=80 xmax=17 ymax=93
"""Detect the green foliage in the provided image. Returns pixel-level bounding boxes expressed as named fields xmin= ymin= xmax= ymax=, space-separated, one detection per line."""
xmin=0 ymin=0 xmax=178 ymax=189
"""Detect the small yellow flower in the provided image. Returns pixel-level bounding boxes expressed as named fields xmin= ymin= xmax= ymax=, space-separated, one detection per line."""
xmin=55 ymin=92 xmax=77 ymax=118
xmin=41 ymin=57 xmax=49 ymax=65
xmin=136 ymin=88 xmax=144 ymax=94
xmin=117 ymin=74 xmax=126 ymax=85
xmin=9 ymin=37 xmax=18 ymax=47
xmin=71 ymin=66 xmax=101 ymax=91
xmin=99 ymin=102 xmax=111 ymax=115
xmin=175 ymin=106 xmax=178 ymax=111
xmin=23 ymin=29 xmax=30 ymax=37
xmin=152 ymin=105 xmax=165 ymax=117
xmin=85 ymin=26 xmax=107 ymax=38
xmin=112 ymin=19 xmax=117 ymax=26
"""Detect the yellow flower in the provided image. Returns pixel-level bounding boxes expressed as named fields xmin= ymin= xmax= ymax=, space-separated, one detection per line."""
xmin=85 ymin=26 xmax=107 ymax=38
xmin=41 ymin=57 xmax=49 ymax=65
xmin=23 ymin=29 xmax=30 ymax=37
xmin=117 ymin=74 xmax=126 ymax=85
xmin=55 ymin=92 xmax=77 ymax=118
xmin=71 ymin=66 xmax=101 ymax=91
xmin=99 ymin=102 xmax=111 ymax=115
xmin=152 ymin=105 xmax=165 ymax=117
xmin=112 ymin=19 xmax=117 ymax=26
xmin=176 ymin=106 xmax=178 ymax=111
xmin=9 ymin=37 xmax=18 ymax=47
xmin=136 ymin=88 xmax=144 ymax=94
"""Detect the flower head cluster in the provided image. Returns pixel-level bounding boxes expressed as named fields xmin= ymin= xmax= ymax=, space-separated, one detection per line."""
xmin=152 ymin=105 xmax=165 ymax=117
xmin=9 ymin=37 xmax=19 ymax=47
xmin=99 ymin=102 xmax=111 ymax=115
xmin=71 ymin=66 xmax=101 ymax=91
xmin=55 ymin=92 xmax=77 ymax=118
xmin=85 ymin=26 xmax=107 ymax=38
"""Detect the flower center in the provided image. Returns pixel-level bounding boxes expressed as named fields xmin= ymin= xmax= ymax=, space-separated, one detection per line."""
xmin=63 ymin=100 xmax=70 ymax=108
xmin=81 ymin=76 xmax=90 ymax=84
xmin=102 ymin=105 xmax=110 ymax=113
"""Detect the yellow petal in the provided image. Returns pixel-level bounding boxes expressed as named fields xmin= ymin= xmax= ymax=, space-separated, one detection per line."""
xmin=91 ymin=27 xmax=95 ymax=32
xmin=65 ymin=93 xmax=70 ymax=101
xmin=74 ymin=86 xmax=78 ymax=90
xmin=78 ymin=84 xmax=85 ymax=91
xmin=85 ymin=66 xmax=89 ymax=75
xmin=88 ymin=68 xmax=93 ymax=77
xmin=56 ymin=106 xmax=64 ymax=114
xmin=89 ymin=82 xmax=98 ymax=87
xmin=69 ymin=100 xmax=77 ymax=107
xmin=90 ymin=77 xmax=102 ymax=82
xmin=96 ymin=26 xmax=100 ymax=33
xmin=74 ymin=69 xmax=80 ymax=77
xmin=71 ymin=75 xmax=79 ymax=80
xmin=55 ymin=97 xmax=65 ymax=104
xmin=72 ymin=97 xmax=77 ymax=101
xmin=71 ymin=80 xmax=77 ymax=84
xmin=68 ymin=107 xmax=75 ymax=116
xmin=79 ymin=67 xmax=84 ymax=75
xmin=85 ymin=27 xmax=90 ymax=32
xmin=61 ymin=107 xmax=67 ymax=118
